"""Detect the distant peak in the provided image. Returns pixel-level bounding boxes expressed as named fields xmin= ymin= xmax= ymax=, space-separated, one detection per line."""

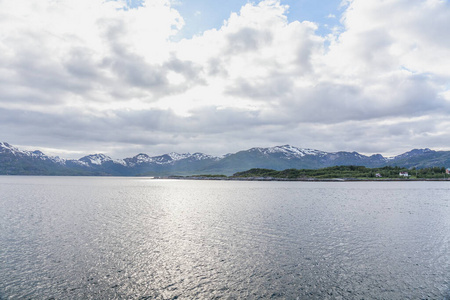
xmin=0 ymin=142 xmax=21 ymax=155
xmin=246 ymin=145 xmax=325 ymax=158
xmin=82 ymin=153 xmax=111 ymax=159
xmin=80 ymin=153 xmax=113 ymax=165
xmin=168 ymin=152 xmax=191 ymax=161
xmin=0 ymin=142 xmax=14 ymax=149
xmin=393 ymin=148 xmax=435 ymax=160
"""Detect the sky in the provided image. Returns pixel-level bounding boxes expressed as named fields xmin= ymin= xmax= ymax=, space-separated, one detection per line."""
xmin=1 ymin=0 xmax=450 ymax=159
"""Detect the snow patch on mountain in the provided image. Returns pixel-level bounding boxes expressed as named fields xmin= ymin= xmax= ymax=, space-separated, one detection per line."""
xmin=127 ymin=152 xmax=219 ymax=166
xmin=190 ymin=153 xmax=220 ymax=161
xmin=134 ymin=154 xmax=152 ymax=164
xmin=0 ymin=142 xmax=21 ymax=155
xmin=47 ymin=155 xmax=66 ymax=165
xmin=79 ymin=154 xmax=124 ymax=166
xmin=0 ymin=142 xmax=67 ymax=164
xmin=80 ymin=154 xmax=108 ymax=165
xmin=72 ymin=160 xmax=89 ymax=167
xmin=253 ymin=145 xmax=327 ymax=158
xmin=113 ymin=159 xmax=127 ymax=166
xmin=168 ymin=152 xmax=191 ymax=161
xmin=351 ymin=152 xmax=365 ymax=159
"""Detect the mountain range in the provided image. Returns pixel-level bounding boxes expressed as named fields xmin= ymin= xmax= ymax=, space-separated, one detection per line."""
xmin=1 ymin=142 xmax=450 ymax=176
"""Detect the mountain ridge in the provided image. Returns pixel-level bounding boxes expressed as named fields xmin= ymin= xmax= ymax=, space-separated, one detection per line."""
xmin=1 ymin=142 xmax=449 ymax=176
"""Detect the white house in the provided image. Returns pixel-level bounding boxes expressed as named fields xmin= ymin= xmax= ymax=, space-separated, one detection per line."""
xmin=399 ymin=172 xmax=409 ymax=177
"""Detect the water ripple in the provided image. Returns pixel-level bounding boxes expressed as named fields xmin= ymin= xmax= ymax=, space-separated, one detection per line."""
xmin=0 ymin=178 xmax=450 ymax=299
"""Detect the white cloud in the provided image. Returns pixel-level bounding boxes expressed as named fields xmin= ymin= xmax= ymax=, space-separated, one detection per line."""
xmin=0 ymin=0 xmax=184 ymax=108
xmin=1 ymin=0 xmax=450 ymax=158
xmin=330 ymin=0 xmax=450 ymax=79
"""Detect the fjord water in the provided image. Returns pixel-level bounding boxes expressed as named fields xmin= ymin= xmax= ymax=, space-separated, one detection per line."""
xmin=1 ymin=177 xmax=450 ymax=299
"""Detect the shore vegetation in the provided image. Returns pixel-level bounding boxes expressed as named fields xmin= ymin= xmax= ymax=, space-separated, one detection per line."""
xmin=232 ymin=166 xmax=449 ymax=179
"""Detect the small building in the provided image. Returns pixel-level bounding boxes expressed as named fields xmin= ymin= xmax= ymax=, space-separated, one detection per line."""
xmin=399 ymin=172 xmax=409 ymax=177
xmin=375 ymin=173 xmax=382 ymax=178
xmin=446 ymin=168 xmax=450 ymax=174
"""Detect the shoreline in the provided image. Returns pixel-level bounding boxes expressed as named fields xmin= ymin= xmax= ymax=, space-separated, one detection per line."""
xmin=161 ymin=176 xmax=450 ymax=182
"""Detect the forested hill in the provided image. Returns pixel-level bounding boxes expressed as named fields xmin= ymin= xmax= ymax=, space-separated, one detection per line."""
xmin=233 ymin=166 xmax=450 ymax=179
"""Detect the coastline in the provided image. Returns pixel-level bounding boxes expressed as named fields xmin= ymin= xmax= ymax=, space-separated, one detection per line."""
xmin=160 ymin=176 xmax=450 ymax=182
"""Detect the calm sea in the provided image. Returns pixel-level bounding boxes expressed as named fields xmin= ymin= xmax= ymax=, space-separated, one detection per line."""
xmin=1 ymin=176 xmax=449 ymax=299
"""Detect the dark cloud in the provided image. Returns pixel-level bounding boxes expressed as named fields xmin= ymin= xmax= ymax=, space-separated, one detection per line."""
xmin=63 ymin=47 xmax=102 ymax=80
xmin=226 ymin=27 xmax=273 ymax=54
xmin=164 ymin=55 xmax=203 ymax=81
xmin=1 ymin=44 xmax=91 ymax=104
xmin=207 ymin=58 xmax=228 ymax=77
xmin=226 ymin=75 xmax=294 ymax=101
xmin=276 ymin=74 xmax=448 ymax=124
xmin=110 ymin=54 xmax=169 ymax=89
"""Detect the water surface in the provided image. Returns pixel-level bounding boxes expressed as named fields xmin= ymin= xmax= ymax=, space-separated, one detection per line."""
xmin=1 ymin=176 xmax=449 ymax=299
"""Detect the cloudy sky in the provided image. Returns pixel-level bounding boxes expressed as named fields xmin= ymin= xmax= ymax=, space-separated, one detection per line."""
xmin=1 ymin=0 xmax=450 ymax=159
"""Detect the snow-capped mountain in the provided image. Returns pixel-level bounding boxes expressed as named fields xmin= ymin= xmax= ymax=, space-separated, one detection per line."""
xmin=124 ymin=152 xmax=219 ymax=167
xmin=1 ymin=141 xmax=450 ymax=176
xmin=79 ymin=154 xmax=127 ymax=166
xmin=0 ymin=142 xmax=24 ymax=156
xmin=249 ymin=145 xmax=327 ymax=158
xmin=0 ymin=142 xmax=65 ymax=164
